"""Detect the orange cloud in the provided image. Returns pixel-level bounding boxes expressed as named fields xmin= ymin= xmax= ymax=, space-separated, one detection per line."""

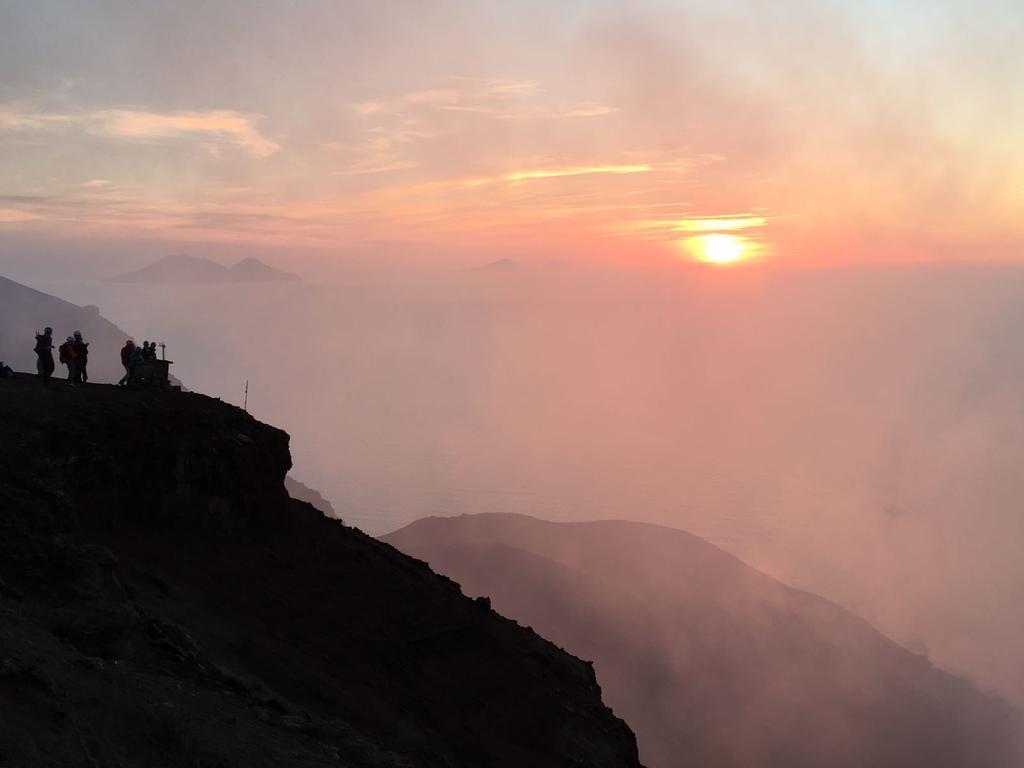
xmin=415 ymin=164 xmax=653 ymax=192
xmin=0 ymin=102 xmax=279 ymax=158
xmin=88 ymin=110 xmax=279 ymax=157
xmin=0 ymin=208 xmax=43 ymax=223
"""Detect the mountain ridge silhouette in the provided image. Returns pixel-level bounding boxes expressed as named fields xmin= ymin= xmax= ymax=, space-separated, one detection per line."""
xmin=109 ymin=254 xmax=299 ymax=283
xmin=385 ymin=512 xmax=1023 ymax=768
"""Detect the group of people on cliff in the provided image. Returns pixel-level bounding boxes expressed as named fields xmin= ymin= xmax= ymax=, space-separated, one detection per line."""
xmin=59 ymin=330 xmax=90 ymax=385
xmin=32 ymin=327 xmax=89 ymax=387
xmin=31 ymin=327 xmax=161 ymax=387
xmin=118 ymin=339 xmax=160 ymax=385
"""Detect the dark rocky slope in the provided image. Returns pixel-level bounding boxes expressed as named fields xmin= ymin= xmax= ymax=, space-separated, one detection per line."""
xmin=385 ymin=514 xmax=1023 ymax=768
xmin=0 ymin=377 xmax=640 ymax=768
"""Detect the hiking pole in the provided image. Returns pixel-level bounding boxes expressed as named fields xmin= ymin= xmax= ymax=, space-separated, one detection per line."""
xmin=244 ymin=380 xmax=249 ymax=412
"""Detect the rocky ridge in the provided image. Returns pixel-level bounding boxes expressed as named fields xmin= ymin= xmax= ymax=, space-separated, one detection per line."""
xmin=0 ymin=376 xmax=640 ymax=768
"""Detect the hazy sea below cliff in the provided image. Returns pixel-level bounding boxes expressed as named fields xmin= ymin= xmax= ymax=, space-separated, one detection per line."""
xmin=33 ymin=264 xmax=1024 ymax=712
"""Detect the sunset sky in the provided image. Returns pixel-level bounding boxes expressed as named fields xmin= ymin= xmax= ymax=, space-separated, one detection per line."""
xmin=2 ymin=0 xmax=1022 ymax=266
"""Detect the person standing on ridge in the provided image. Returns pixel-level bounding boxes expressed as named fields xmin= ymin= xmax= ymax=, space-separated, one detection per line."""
xmin=127 ymin=342 xmax=144 ymax=383
xmin=58 ymin=336 xmax=78 ymax=384
xmin=72 ymin=330 xmax=89 ymax=385
xmin=119 ymin=339 xmax=135 ymax=385
xmin=34 ymin=327 xmax=54 ymax=386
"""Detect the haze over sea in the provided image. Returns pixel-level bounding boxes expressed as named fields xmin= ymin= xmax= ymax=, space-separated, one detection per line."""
xmin=28 ymin=259 xmax=1024 ymax=718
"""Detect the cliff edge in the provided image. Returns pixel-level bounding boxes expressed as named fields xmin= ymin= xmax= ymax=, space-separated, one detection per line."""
xmin=0 ymin=375 xmax=640 ymax=768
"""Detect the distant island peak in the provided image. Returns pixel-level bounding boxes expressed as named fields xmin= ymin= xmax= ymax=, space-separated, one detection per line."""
xmin=109 ymin=254 xmax=300 ymax=284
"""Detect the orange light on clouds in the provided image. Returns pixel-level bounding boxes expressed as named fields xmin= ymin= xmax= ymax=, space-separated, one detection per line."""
xmin=415 ymin=164 xmax=654 ymax=192
xmin=671 ymin=215 xmax=767 ymax=233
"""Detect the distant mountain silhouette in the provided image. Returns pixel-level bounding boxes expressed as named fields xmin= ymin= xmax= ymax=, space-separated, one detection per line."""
xmin=109 ymin=254 xmax=299 ymax=283
xmin=385 ymin=514 xmax=1023 ymax=768
xmin=227 ymin=256 xmax=301 ymax=282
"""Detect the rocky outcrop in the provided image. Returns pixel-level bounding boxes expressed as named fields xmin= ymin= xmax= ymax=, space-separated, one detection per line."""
xmin=0 ymin=377 xmax=640 ymax=768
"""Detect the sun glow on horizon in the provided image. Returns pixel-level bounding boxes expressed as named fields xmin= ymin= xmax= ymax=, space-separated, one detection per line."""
xmin=691 ymin=233 xmax=750 ymax=265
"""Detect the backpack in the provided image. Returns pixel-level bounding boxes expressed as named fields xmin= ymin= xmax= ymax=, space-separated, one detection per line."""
xmin=59 ymin=342 xmax=74 ymax=364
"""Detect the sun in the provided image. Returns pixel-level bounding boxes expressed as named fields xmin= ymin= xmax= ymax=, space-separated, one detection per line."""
xmin=697 ymin=234 xmax=747 ymax=265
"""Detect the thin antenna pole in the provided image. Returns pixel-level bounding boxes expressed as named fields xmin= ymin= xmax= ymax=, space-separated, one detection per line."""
xmin=244 ymin=380 xmax=249 ymax=411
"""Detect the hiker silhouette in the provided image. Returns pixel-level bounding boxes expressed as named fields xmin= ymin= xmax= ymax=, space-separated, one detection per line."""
xmin=119 ymin=339 xmax=136 ymax=386
xmin=34 ymin=327 xmax=54 ymax=386
xmin=73 ymin=331 xmax=89 ymax=384
xmin=127 ymin=342 xmax=144 ymax=383
xmin=58 ymin=335 xmax=77 ymax=384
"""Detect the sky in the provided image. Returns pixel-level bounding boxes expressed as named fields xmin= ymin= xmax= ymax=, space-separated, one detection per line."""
xmin=2 ymin=0 xmax=1023 ymax=268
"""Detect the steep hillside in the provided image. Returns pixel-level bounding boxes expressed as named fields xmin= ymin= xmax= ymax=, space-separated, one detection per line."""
xmin=0 ymin=379 xmax=640 ymax=768
xmin=385 ymin=514 xmax=1022 ymax=768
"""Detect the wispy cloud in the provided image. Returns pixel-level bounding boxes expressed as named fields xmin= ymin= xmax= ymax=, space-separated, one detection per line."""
xmin=438 ymin=102 xmax=618 ymax=121
xmin=0 ymin=102 xmax=74 ymax=131
xmin=333 ymin=78 xmax=622 ymax=187
xmin=450 ymin=77 xmax=543 ymax=98
xmin=402 ymin=89 xmax=462 ymax=106
xmin=420 ymin=164 xmax=653 ymax=191
xmin=328 ymin=120 xmax=435 ymax=176
xmin=0 ymin=208 xmax=43 ymax=223
xmin=669 ymin=215 xmax=768 ymax=233
xmin=333 ymin=161 xmax=420 ymax=177
xmin=87 ymin=109 xmax=279 ymax=157
xmin=611 ymin=213 xmax=773 ymax=243
xmin=0 ymin=102 xmax=279 ymax=157
xmin=352 ymin=78 xmax=615 ymax=123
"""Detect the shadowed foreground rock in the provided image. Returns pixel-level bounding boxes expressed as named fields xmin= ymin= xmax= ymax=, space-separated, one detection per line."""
xmin=0 ymin=375 xmax=640 ymax=768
